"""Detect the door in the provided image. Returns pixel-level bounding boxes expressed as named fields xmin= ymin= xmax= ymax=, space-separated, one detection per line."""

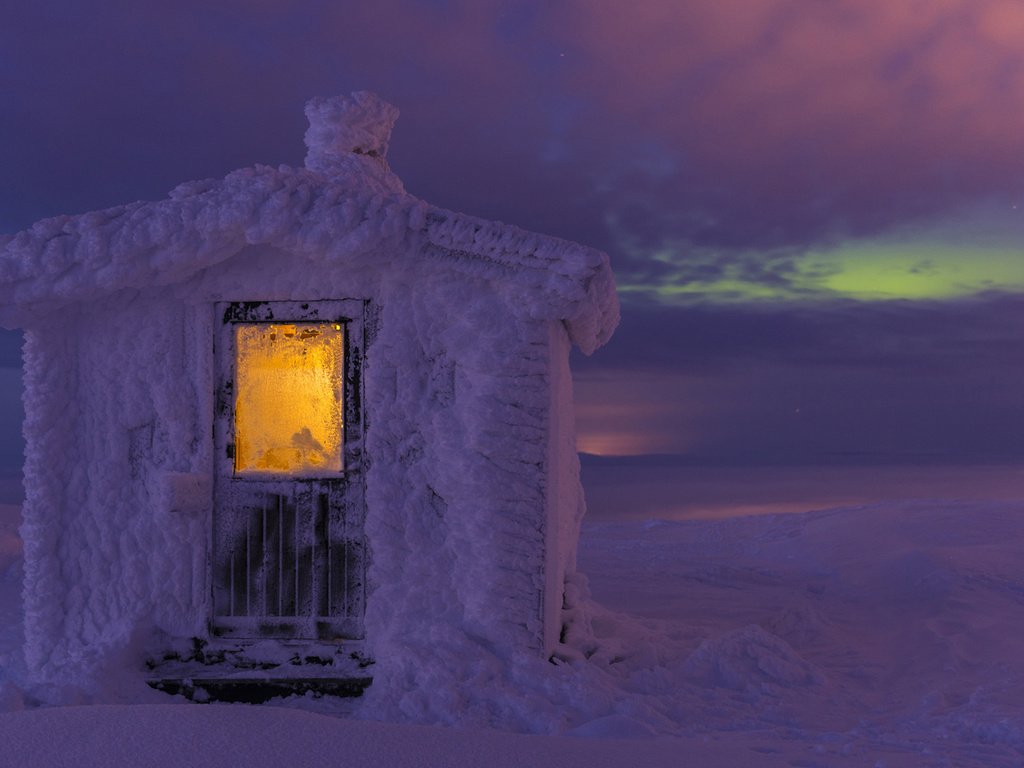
xmin=212 ymin=300 xmax=366 ymax=641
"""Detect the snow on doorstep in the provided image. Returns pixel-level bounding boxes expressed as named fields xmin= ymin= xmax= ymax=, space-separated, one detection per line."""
xmin=2 ymin=499 xmax=1024 ymax=766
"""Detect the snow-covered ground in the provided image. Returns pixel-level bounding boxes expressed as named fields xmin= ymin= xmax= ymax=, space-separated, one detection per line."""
xmin=1 ymin=498 xmax=1023 ymax=767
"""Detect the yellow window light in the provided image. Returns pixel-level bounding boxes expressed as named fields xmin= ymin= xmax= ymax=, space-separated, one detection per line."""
xmin=234 ymin=323 xmax=344 ymax=475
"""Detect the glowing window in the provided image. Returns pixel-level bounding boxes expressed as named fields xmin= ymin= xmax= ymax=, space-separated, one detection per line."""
xmin=234 ymin=323 xmax=344 ymax=475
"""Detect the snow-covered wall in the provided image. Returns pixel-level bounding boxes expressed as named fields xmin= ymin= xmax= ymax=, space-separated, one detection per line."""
xmin=20 ymin=299 xmax=212 ymax=678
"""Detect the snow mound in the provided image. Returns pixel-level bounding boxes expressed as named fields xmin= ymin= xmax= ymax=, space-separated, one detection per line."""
xmin=681 ymin=624 xmax=825 ymax=691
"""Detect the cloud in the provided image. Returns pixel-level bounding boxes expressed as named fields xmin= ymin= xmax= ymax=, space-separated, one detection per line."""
xmin=608 ymin=202 xmax=1024 ymax=305
xmin=550 ymin=0 xmax=1024 ymax=252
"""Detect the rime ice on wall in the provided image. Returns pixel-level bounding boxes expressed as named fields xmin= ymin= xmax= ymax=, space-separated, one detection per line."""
xmin=0 ymin=92 xmax=619 ymax=707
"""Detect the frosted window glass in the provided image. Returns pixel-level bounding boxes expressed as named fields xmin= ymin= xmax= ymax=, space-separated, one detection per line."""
xmin=234 ymin=323 xmax=344 ymax=475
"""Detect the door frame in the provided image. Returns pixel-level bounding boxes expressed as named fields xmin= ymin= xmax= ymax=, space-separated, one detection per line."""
xmin=211 ymin=299 xmax=367 ymax=641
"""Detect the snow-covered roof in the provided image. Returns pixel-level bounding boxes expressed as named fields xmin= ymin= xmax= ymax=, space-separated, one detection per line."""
xmin=0 ymin=92 xmax=618 ymax=354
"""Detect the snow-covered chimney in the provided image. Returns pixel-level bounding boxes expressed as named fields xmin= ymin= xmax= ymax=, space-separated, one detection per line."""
xmin=303 ymin=91 xmax=399 ymax=174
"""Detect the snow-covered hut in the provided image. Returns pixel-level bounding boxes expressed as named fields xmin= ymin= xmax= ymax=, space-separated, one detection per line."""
xmin=0 ymin=92 xmax=618 ymax=699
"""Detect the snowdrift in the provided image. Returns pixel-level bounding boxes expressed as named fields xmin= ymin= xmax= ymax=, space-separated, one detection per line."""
xmin=2 ymin=499 xmax=1023 ymax=766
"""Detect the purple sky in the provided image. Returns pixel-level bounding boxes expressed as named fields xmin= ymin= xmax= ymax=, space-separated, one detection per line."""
xmin=3 ymin=1 xmax=1024 ymax=477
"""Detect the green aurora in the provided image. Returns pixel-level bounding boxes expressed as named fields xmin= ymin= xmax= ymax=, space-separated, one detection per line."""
xmin=620 ymin=241 xmax=1024 ymax=303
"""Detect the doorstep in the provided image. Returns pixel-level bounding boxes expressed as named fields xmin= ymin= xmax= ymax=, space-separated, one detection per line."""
xmin=145 ymin=637 xmax=374 ymax=704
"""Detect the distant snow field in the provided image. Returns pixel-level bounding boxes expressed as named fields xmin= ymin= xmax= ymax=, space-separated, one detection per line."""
xmin=1 ymin=499 xmax=1023 ymax=767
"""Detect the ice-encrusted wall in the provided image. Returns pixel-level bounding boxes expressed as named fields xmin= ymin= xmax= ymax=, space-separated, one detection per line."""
xmin=365 ymin=274 xmax=549 ymax=631
xmin=20 ymin=299 xmax=210 ymax=677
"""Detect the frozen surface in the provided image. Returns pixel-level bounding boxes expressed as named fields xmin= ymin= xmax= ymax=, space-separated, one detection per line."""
xmin=2 ymin=498 xmax=1023 ymax=766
